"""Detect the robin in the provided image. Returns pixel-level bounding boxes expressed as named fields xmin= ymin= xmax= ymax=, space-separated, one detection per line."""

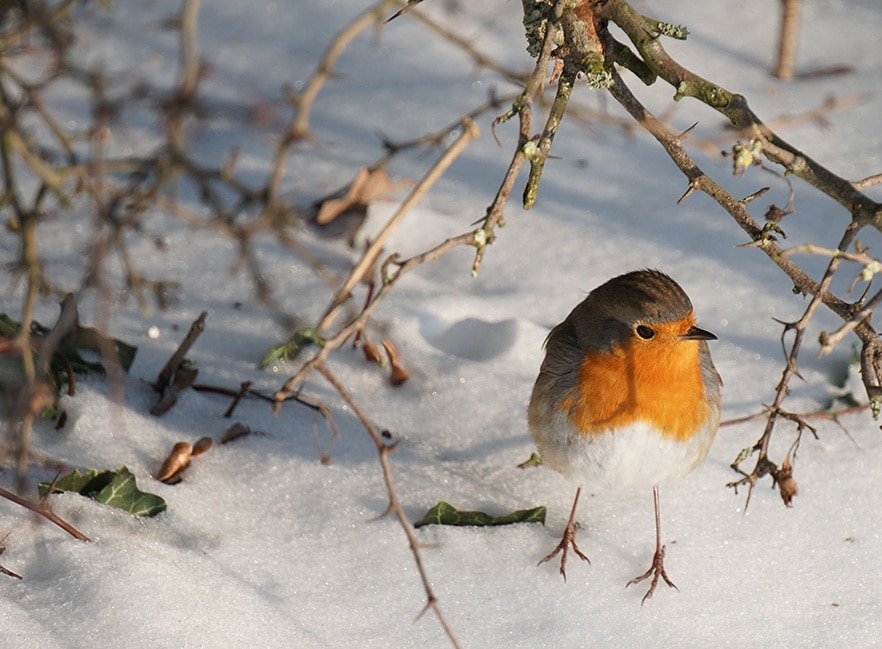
xmin=528 ymin=269 xmax=722 ymax=603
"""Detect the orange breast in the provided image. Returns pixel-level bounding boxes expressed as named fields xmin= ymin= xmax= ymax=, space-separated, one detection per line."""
xmin=559 ymin=318 xmax=711 ymax=442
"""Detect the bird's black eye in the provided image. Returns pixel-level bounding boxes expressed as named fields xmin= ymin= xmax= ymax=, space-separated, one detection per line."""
xmin=636 ymin=325 xmax=655 ymax=339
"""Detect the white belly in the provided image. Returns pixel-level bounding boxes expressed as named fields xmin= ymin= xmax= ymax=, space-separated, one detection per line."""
xmin=534 ymin=411 xmax=717 ymax=492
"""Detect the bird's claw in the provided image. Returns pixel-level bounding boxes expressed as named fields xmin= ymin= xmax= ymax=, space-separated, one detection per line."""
xmin=627 ymin=544 xmax=678 ymax=604
xmin=539 ymin=520 xmax=590 ymax=582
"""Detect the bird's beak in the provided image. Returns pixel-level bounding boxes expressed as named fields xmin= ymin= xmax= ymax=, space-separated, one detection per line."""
xmin=681 ymin=325 xmax=717 ymax=341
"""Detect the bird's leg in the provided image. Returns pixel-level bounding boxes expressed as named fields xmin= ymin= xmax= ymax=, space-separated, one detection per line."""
xmin=628 ymin=484 xmax=678 ymax=604
xmin=539 ymin=486 xmax=590 ymax=581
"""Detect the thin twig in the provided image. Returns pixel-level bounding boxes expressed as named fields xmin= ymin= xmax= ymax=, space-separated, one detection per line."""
xmin=853 ymin=173 xmax=882 ymax=191
xmin=291 ymin=0 xmax=398 ymax=140
xmin=316 ymin=117 xmax=479 ymax=333
xmin=728 ymin=223 xmax=856 ymax=503
xmin=0 ymin=486 xmax=89 ymax=541
xmin=774 ymin=0 xmax=802 ymax=80
xmin=153 ymin=311 xmax=207 ymax=391
xmin=820 ymin=287 xmax=882 ymax=354
xmin=223 ymin=381 xmax=253 ymax=418
xmin=315 ymin=362 xmax=463 ymax=649
xmin=179 ymin=0 xmax=202 ymax=99
xmin=598 ymin=0 xmax=882 ymax=230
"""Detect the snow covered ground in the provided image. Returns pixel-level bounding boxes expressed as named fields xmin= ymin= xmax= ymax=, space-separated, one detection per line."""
xmin=2 ymin=0 xmax=882 ymax=647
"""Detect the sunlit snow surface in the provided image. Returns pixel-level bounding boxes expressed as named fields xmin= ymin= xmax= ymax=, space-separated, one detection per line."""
xmin=2 ymin=1 xmax=881 ymax=647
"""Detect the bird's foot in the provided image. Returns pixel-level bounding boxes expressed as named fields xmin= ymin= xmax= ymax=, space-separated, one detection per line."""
xmin=538 ymin=520 xmax=590 ymax=582
xmin=627 ymin=544 xmax=677 ymax=604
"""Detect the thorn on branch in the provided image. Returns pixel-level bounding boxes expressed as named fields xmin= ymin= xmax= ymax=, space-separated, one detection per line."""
xmin=676 ymin=183 xmax=696 ymax=205
xmin=676 ymin=121 xmax=699 ymax=142
xmin=384 ymin=0 xmax=423 ymax=24
xmin=740 ymin=186 xmax=770 ymax=205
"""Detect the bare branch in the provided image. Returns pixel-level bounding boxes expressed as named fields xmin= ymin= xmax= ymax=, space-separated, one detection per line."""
xmin=0 ymin=486 xmax=89 ymax=542
xmin=316 ymin=118 xmax=480 ymax=335
xmin=315 ymin=362 xmax=463 ymax=649
xmin=773 ymin=0 xmax=802 ymax=80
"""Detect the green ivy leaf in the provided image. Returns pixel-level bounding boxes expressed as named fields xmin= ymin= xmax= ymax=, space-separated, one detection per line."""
xmin=414 ymin=501 xmax=546 ymax=528
xmin=60 ymin=348 xmax=108 ymax=375
xmin=0 ymin=312 xmax=138 ymax=375
xmin=0 ymin=313 xmax=20 ymax=335
xmin=39 ymin=467 xmax=166 ymax=517
xmin=39 ymin=468 xmax=112 ymax=496
xmin=93 ymin=468 xmax=166 ymax=516
xmin=260 ymin=327 xmax=325 ymax=368
xmin=114 ymin=339 xmax=138 ymax=372
xmin=517 ymin=452 xmax=543 ymax=469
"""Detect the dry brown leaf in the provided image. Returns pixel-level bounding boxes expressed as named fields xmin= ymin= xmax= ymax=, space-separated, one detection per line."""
xmin=219 ymin=422 xmax=251 ymax=445
xmin=773 ymin=457 xmax=799 ymax=507
xmin=156 ymin=442 xmax=193 ymax=483
xmin=382 ymin=339 xmax=410 ymax=386
xmin=361 ymin=335 xmax=382 ymax=365
xmin=27 ymin=380 xmax=57 ymax=417
xmin=150 ymin=365 xmax=199 ymax=416
xmin=314 ymin=166 xmax=412 ymax=225
xmin=192 ymin=436 xmax=213 ymax=457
